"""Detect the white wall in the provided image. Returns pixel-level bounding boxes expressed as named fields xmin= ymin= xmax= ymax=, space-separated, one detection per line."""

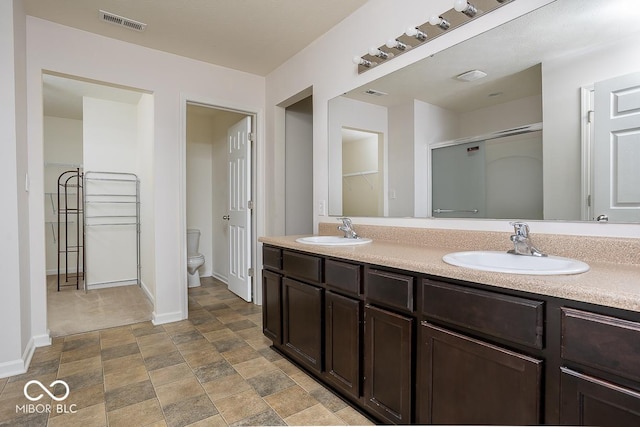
xmin=328 ymin=96 xmax=388 ymax=215
xmin=83 ymin=97 xmax=139 ymax=288
xmin=342 ymin=134 xmax=380 ymax=217
xmin=25 ymin=16 xmax=266 ymax=340
xmin=459 ymin=94 xmax=542 ymax=137
xmin=388 ymin=102 xmax=414 ymax=217
xmin=43 ymin=116 xmax=83 ymax=274
xmin=186 ymin=108 xmax=215 ymax=278
xmin=285 ymin=96 xmax=314 ymax=235
xmin=0 ymin=0 xmax=36 ymax=379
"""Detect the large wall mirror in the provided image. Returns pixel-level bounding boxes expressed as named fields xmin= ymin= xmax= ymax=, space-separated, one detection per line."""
xmin=328 ymin=0 xmax=640 ymax=223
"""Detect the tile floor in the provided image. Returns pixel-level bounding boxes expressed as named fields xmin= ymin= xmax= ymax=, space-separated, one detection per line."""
xmin=0 ymin=277 xmax=374 ymax=427
xmin=47 ymin=275 xmax=153 ymax=337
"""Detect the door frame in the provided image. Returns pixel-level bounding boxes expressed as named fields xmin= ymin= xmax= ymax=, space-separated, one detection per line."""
xmin=179 ymin=94 xmax=264 ymax=317
xmin=580 ymin=85 xmax=595 ymax=221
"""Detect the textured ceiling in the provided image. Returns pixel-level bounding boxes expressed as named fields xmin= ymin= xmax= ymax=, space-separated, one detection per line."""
xmin=24 ymin=0 xmax=368 ymax=76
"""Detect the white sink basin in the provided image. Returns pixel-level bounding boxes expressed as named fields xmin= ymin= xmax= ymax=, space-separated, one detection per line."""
xmin=443 ymin=251 xmax=589 ymax=275
xmin=295 ymin=236 xmax=372 ymax=246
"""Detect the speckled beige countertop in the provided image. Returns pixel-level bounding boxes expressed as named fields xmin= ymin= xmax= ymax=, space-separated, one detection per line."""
xmin=259 ymin=227 xmax=640 ymax=313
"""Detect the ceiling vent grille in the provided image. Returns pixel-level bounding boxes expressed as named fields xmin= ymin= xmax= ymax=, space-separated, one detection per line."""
xmin=364 ymin=89 xmax=388 ymax=97
xmin=99 ymin=10 xmax=147 ymax=32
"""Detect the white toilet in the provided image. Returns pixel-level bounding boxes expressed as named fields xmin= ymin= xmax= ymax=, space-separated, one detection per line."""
xmin=187 ymin=228 xmax=205 ymax=288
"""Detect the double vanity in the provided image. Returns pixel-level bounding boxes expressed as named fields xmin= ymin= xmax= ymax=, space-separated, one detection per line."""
xmin=259 ymin=223 xmax=640 ymax=425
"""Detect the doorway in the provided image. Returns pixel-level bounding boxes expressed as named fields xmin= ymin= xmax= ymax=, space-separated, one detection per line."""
xmin=185 ymin=103 xmax=255 ymax=302
xmin=42 ymin=72 xmax=154 ymax=336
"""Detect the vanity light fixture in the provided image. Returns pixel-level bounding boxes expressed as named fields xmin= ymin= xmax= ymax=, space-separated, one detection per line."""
xmin=368 ymin=47 xmax=392 ymax=59
xmin=454 ymin=0 xmax=478 ymax=18
xmin=386 ymin=38 xmax=409 ymax=51
xmin=405 ymin=26 xmax=427 ymax=41
xmin=429 ymin=15 xmax=451 ymax=30
xmin=352 ymin=56 xmax=374 ymax=68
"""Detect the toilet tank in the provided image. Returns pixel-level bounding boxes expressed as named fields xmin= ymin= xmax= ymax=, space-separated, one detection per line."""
xmin=187 ymin=228 xmax=201 ymax=256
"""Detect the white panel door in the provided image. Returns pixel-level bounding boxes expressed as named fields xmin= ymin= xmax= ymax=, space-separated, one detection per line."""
xmin=594 ymin=72 xmax=640 ymax=222
xmin=227 ymin=117 xmax=252 ymax=301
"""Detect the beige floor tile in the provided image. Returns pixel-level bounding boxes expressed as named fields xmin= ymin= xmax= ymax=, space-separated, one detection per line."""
xmin=104 ymin=363 xmax=149 ymax=391
xmin=284 ymin=403 xmax=346 ymax=426
xmin=290 ymin=370 xmax=323 ymax=392
xmin=107 ymin=398 xmax=164 ymax=427
xmin=335 ymin=405 xmax=375 ymax=425
xmin=263 ymin=385 xmax=319 ymax=419
xmin=138 ymin=340 xmax=179 ymax=358
xmin=100 ymin=333 xmax=136 ymax=349
xmin=47 ymin=402 xmax=107 ymax=427
xmin=148 ymin=363 xmax=194 ymax=387
xmin=184 ymin=413 xmax=228 ymax=427
xmin=102 ymin=353 xmax=145 ymax=376
xmin=201 ymin=372 xmax=252 ymax=402
xmin=215 ymin=389 xmax=269 ymax=424
xmin=221 ymin=345 xmax=260 ymax=365
xmin=155 ymin=376 xmax=206 ymax=407
xmin=180 ymin=348 xmax=224 ymax=369
xmin=233 ymin=356 xmax=277 ymax=379
xmin=57 ymin=355 xmax=102 ymax=378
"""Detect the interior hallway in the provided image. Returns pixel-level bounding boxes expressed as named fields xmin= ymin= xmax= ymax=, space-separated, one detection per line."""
xmin=1 ymin=277 xmax=374 ymax=426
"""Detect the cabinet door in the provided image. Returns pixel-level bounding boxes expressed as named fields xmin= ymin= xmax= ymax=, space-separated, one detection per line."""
xmin=363 ymin=304 xmax=413 ymax=424
xmin=262 ymin=270 xmax=282 ymax=344
xmin=282 ymin=278 xmax=323 ymax=373
xmin=325 ymin=291 xmax=361 ymax=399
xmin=417 ymin=322 xmax=542 ymax=425
xmin=560 ymin=368 xmax=640 ymax=427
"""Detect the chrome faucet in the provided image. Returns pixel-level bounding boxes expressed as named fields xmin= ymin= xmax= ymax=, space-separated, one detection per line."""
xmin=508 ymin=221 xmax=547 ymax=257
xmin=337 ymin=217 xmax=359 ymax=239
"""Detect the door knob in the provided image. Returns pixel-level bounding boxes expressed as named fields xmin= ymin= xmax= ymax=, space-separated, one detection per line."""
xmin=223 ymin=215 xmax=230 ymax=220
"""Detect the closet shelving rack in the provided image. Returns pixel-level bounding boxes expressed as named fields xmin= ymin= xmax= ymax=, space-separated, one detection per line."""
xmin=57 ymin=168 xmax=84 ymax=291
xmin=83 ymin=171 xmax=141 ymax=291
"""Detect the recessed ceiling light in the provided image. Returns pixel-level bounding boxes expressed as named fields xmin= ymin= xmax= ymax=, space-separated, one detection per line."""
xmin=455 ymin=69 xmax=487 ymax=82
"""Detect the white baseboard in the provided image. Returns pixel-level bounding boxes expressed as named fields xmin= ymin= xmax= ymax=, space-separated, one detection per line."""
xmin=86 ymin=279 xmax=137 ymax=290
xmin=152 ymin=310 xmax=185 ymax=325
xmin=21 ymin=337 xmax=36 ymax=371
xmin=211 ymin=271 xmax=228 ymax=284
xmin=140 ymin=281 xmax=154 ymax=304
xmin=33 ymin=332 xmax=52 ymax=348
xmin=0 ymin=358 xmax=26 ymax=379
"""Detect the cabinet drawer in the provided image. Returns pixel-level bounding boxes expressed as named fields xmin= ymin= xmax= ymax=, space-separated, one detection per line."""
xmin=366 ymin=269 xmax=414 ymax=313
xmin=325 ymin=259 xmax=362 ymax=297
xmin=422 ymin=280 xmax=544 ymax=349
xmin=283 ymin=250 xmax=322 ymax=283
xmin=561 ymin=308 xmax=640 ymax=382
xmin=263 ymin=246 xmax=282 ymax=271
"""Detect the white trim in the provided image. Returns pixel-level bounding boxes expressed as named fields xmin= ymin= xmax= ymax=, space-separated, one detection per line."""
xmin=86 ymin=279 xmax=137 ymax=290
xmin=211 ymin=271 xmax=228 ymax=285
xmin=0 ymin=359 xmax=26 ymax=379
xmin=32 ymin=333 xmax=52 ymax=348
xmin=431 ymin=122 xmax=543 ymax=149
xmin=21 ymin=337 xmax=36 ymax=369
xmin=140 ymin=281 xmax=154 ymax=304
xmin=581 ymin=85 xmax=595 ymax=222
xmin=152 ymin=310 xmax=184 ymax=325
xmin=179 ymin=92 xmax=263 ymax=309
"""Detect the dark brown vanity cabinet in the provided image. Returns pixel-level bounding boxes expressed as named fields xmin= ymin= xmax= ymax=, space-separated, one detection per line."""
xmin=363 ymin=268 xmax=415 ymax=425
xmin=363 ymin=304 xmax=413 ymax=425
xmin=417 ymin=279 xmax=544 ymax=425
xmin=559 ymin=308 xmax=640 ymax=426
xmin=261 ymin=246 xmax=282 ymax=344
xmin=418 ymin=322 xmax=542 ymax=425
xmin=325 ymin=291 xmax=361 ymax=399
xmin=282 ymin=277 xmax=324 ymax=373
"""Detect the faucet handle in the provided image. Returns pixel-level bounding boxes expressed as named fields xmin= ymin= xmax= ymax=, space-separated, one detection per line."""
xmin=337 ymin=217 xmax=352 ymax=227
xmin=510 ymin=221 xmax=530 ymax=237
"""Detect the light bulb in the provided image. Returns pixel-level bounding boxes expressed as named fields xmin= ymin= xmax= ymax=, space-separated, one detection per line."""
xmin=454 ymin=0 xmax=477 ymax=17
xmin=429 ymin=15 xmax=442 ymax=25
xmin=352 ymin=56 xmax=373 ymax=67
xmin=405 ymin=27 xmax=427 ymax=41
xmin=429 ymin=15 xmax=450 ymax=30
xmin=368 ymin=47 xmax=390 ymax=59
xmin=454 ymin=0 xmax=468 ymax=12
xmin=386 ymin=39 xmax=408 ymax=50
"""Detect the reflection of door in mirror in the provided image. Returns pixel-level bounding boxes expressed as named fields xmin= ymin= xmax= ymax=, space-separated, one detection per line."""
xmin=592 ymin=71 xmax=640 ymax=223
xmin=432 ymin=131 xmax=543 ymax=220
xmin=342 ymin=128 xmax=384 ymax=217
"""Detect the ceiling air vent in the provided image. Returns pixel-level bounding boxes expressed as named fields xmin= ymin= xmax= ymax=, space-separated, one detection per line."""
xmin=364 ymin=89 xmax=388 ymax=97
xmin=99 ymin=10 xmax=147 ymax=32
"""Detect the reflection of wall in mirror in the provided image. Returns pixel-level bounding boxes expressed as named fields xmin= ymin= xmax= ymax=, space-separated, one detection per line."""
xmin=328 ymin=97 xmax=387 ymax=216
xmin=342 ymin=131 xmax=381 ymax=217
